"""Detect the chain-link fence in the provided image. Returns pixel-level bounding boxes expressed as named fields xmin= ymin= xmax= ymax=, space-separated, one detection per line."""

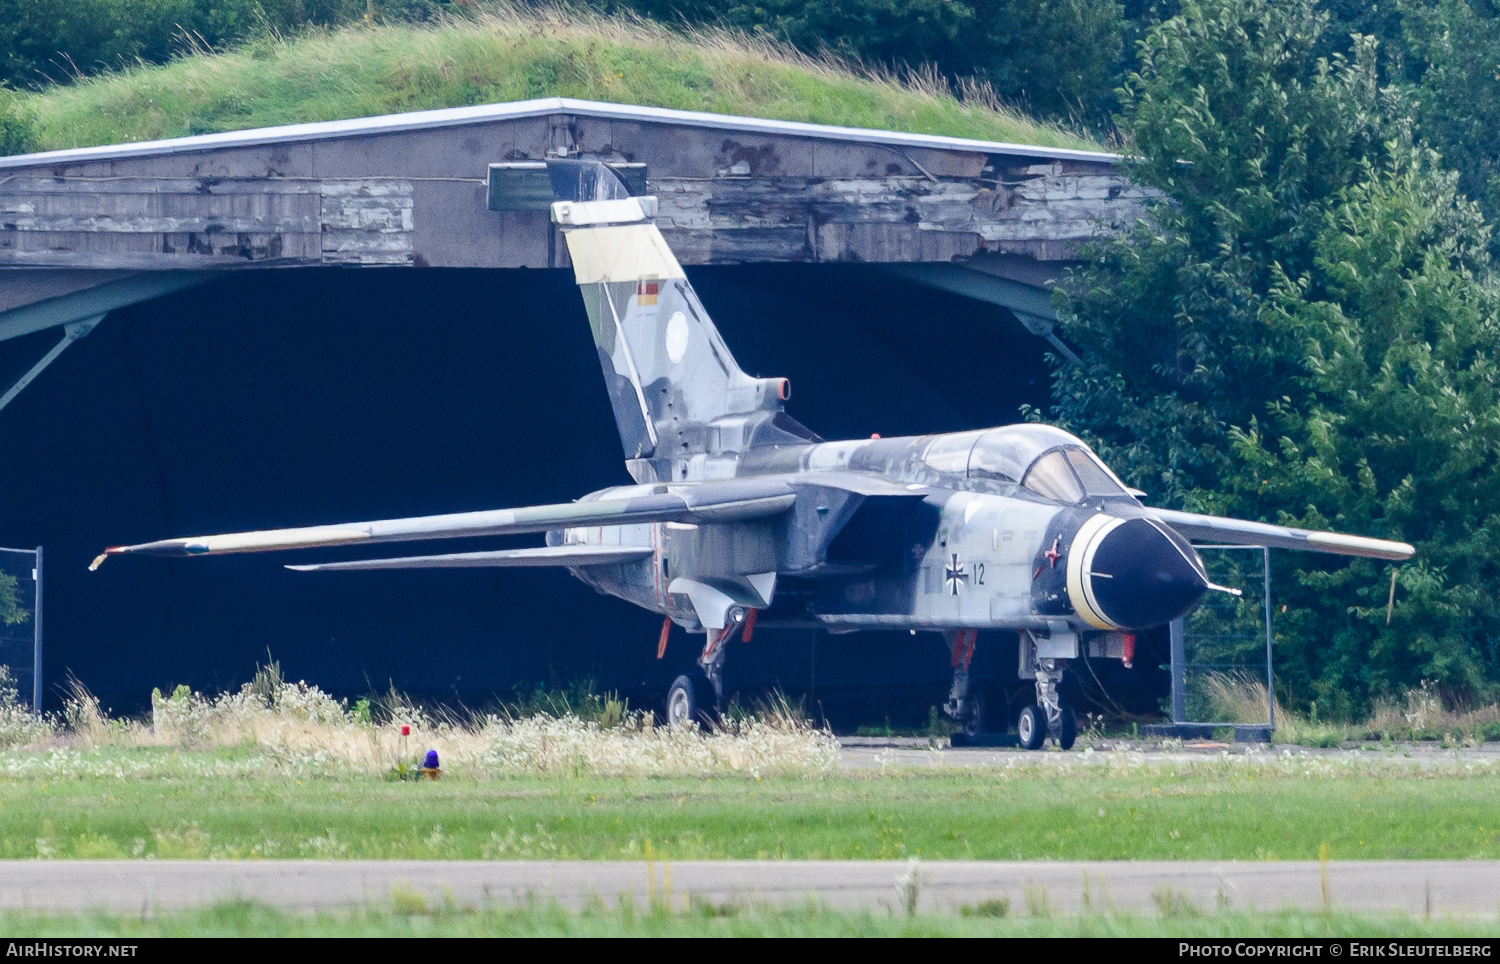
xmin=1173 ymin=545 xmax=1274 ymax=728
xmin=0 ymin=547 xmax=40 ymax=714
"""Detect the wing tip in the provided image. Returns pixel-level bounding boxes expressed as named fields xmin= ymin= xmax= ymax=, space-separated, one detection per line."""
xmin=1307 ymin=532 xmax=1417 ymax=560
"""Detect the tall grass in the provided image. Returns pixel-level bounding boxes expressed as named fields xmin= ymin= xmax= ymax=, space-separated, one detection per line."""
xmin=4 ymin=900 xmax=1495 ymax=938
xmin=0 ymin=666 xmax=49 ymax=747
xmin=12 ymin=2 xmax=1098 ymax=154
xmin=0 ymin=663 xmax=838 ymax=779
xmin=1202 ymin=673 xmax=1500 ymax=748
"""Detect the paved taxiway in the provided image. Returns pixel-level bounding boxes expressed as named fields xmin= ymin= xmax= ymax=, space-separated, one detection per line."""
xmin=1 ymin=860 xmax=1497 ymax=916
xmin=836 ymin=737 xmax=1500 ymax=769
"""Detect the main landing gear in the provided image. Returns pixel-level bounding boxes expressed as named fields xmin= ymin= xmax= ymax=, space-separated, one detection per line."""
xmin=944 ymin=629 xmax=1077 ymax=750
xmin=666 ymin=673 xmax=708 ymax=728
xmin=942 ymin=629 xmax=982 ymax=737
xmin=661 ymin=607 xmax=754 ymax=729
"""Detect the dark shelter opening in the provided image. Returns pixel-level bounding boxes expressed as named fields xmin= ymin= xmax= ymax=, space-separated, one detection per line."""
xmin=0 ymin=265 xmax=1163 ymax=726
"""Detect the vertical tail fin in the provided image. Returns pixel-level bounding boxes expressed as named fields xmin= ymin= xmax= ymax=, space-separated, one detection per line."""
xmin=548 ymin=160 xmax=815 ymax=481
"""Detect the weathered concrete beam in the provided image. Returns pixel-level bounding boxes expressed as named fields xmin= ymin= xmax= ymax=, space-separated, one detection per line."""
xmin=0 ymin=164 xmax=1141 ymax=270
xmin=0 ymin=177 xmax=413 ymax=268
xmin=0 ymin=101 xmax=1148 ymax=353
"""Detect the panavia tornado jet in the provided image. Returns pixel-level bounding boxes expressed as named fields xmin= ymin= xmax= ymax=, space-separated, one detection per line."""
xmin=92 ymin=160 xmax=1414 ymax=748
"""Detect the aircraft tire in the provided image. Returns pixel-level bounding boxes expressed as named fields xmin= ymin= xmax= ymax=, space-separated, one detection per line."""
xmin=1017 ymin=705 xmax=1047 ymax=750
xmin=665 ymin=673 xmax=716 ymax=730
xmin=1053 ymin=707 xmax=1078 ymax=751
xmin=960 ymin=685 xmax=990 ymax=738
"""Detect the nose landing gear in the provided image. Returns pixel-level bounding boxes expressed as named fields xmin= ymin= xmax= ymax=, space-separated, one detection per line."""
xmin=1018 ymin=632 xmax=1078 ymax=750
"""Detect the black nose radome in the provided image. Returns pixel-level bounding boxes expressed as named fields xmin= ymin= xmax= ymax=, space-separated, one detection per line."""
xmin=1068 ymin=516 xmax=1208 ymax=631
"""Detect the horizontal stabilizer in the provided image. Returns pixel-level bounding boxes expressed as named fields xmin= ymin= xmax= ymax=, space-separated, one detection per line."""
xmin=1150 ymin=509 xmax=1414 ymax=561
xmin=91 ymin=479 xmax=796 ymax=567
xmin=287 ymin=545 xmax=653 ymax=572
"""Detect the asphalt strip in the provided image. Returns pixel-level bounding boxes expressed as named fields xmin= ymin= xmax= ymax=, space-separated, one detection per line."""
xmin=0 ymin=860 xmax=1496 ymax=916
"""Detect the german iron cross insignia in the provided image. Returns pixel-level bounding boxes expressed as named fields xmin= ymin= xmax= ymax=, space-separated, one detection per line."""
xmin=944 ymin=553 xmax=969 ymax=596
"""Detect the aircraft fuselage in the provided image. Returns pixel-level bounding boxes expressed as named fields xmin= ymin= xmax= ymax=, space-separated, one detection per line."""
xmin=560 ymin=430 xmax=1211 ymax=643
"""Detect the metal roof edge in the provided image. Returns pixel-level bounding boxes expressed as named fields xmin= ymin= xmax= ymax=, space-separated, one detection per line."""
xmin=0 ymin=97 xmax=1119 ymax=171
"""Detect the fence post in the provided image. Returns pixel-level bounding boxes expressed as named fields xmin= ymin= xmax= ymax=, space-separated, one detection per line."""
xmin=1263 ymin=546 xmax=1274 ymax=730
xmin=1169 ymin=617 xmax=1186 ymax=724
xmin=31 ymin=546 xmax=41 ymax=717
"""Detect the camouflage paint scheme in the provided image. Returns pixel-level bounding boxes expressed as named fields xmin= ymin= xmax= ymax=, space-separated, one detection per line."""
xmin=93 ymin=160 xmax=1413 ymax=743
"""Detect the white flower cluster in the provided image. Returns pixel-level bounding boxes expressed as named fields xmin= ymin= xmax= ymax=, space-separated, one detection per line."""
xmin=151 ymin=678 xmax=350 ymax=743
xmin=459 ymin=713 xmax=840 ymax=778
xmin=1402 ymin=679 xmax=1445 ymax=732
xmin=0 ymin=666 xmax=54 ymax=748
xmin=6 ymin=675 xmax=840 ymax=780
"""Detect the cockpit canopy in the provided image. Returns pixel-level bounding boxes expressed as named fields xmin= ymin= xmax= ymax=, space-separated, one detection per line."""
xmin=921 ymin=424 xmax=1133 ymax=503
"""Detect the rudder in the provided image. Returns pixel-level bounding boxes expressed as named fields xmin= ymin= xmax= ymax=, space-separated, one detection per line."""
xmin=548 ymin=160 xmax=815 ymax=481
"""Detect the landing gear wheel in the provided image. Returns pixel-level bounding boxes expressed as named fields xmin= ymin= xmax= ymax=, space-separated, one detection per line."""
xmin=1052 ymin=707 xmax=1077 ymax=750
xmin=666 ymin=674 xmax=710 ymax=729
xmin=960 ymin=686 xmax=988 ymax=739
xmin=1017 ymin=705 xmax=1047 ymax=750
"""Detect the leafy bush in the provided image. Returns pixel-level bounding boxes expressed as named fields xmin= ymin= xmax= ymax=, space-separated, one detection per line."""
xmin=0 ymin=568 xmax=28 ymax=626
xmin=1051 ymin=0 xmax=1500 ymax=710
xmin=1402 ymin=0 xmax=1500 ymax=256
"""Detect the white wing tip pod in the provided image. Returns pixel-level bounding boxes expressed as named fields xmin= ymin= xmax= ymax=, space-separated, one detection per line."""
xmin=89 ymin=526 xmax=373 ymax=569
xmin=1306 ymin=532 xmax=1415 ymax=561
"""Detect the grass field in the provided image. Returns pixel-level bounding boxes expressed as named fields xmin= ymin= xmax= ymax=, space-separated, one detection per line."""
xmin=3 ymin=745 xmax=1498 ymax=862
xmin=2 ymin=2 xmax=1098 ymax=155
xmin=3 ymin=901 xmax=1495 ymax=938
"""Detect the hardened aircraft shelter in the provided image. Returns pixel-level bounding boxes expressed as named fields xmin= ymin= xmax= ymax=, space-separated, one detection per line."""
xmin=0 ymin=97 xmax=1141 ymax=366
xmin=0 ymin=99 xmax=1154 ymax=715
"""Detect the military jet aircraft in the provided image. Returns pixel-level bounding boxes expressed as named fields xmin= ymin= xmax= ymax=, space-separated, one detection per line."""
xmin=92 ymin=160 xmax=1413 ymax=748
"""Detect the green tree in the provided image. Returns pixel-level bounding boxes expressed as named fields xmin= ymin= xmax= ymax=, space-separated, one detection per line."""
xmin=0 ymin=570 xmax=28 ymax=628
xmin=1051 ymin=0 xmax=1500 ymax=709
xmin=1402 ymin=0 xmax=1500 ymax=254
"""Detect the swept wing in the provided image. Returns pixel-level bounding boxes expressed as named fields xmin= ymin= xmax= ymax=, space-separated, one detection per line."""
xmin=1149 ymin=508 xmax=1414 ymax=561
xmin=287 ymin=546 xmax=654 ymax=572
xmin=90 ymin=480 xmax=795 ymax=569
